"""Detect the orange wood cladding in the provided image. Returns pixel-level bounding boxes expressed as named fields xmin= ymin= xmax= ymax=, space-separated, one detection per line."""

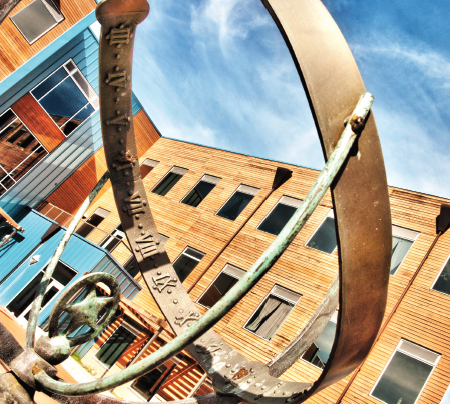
xmin=42 ymin=137 xmax=450 ymax=403
xmin=43 ymin=110 xmax=161 ymax=215
xmin=0 ymin=0 xmax=96 ymax=82
xmin=11 ymin=93 xmax=66 ymax=152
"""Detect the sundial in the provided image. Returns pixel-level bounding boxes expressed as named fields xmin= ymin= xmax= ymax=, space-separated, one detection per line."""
xmin=0 ymin=0 xmax=392 ymax=402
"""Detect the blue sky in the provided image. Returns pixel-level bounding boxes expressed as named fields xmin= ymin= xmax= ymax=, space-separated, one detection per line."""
xmin=124 ymin=0 xmax=449 ymax=198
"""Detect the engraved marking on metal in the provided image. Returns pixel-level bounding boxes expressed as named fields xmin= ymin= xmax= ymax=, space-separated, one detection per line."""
xmin=199 ymin=339 xmax=223 ymax=355
xmin=152 ymin=273 xmax=177 ymax=293
xmin=106 ymin=113 xmax=129 ymax=126
xmin=113 ymin=151 xmax=135 ymax=171
xmin=174 ymin=311 xmax=200 ymax=327
xmin=105 ymin=70 xmax=127 ymax=88
xmin=105 ymin=25 xmax=131 ymax=45
xmin=123 ymin=192 xmax=145 ymax=216
xmin=136 ymin=231 xmax=158 ymax=259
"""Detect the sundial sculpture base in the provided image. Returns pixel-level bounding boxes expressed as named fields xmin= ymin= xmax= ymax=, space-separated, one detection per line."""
xmin=0 ymin=0 xmax=392 ymax=402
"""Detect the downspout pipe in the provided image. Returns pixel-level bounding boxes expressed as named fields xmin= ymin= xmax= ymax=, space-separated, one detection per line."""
xmin=336 ymin=203 xmax=450 ymax=403
xmin=186 ymin=167 xmax=292 ymax=294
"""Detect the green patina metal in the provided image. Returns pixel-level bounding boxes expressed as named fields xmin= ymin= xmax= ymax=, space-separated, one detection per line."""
xmin=34 ymin=92 xmax=374 ymax=396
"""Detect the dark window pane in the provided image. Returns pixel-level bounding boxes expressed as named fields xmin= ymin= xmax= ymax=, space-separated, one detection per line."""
xmin=102 ymin=237 xmax=121 ymax=252
xmin=258 ymin=203 xmax=297 ymax=236
xmin=245 ymin=296 xmax=293 ymax=340
xmin=7 ymin=273 xmax=43 ymax=317
xmin=10 ymin=0 xmax=59 ymax=44
xmin=433 ymin=260 xmax=450 ymax=295
xmin=217 ymin=191 xmax=254 ymax=221
xmin=181 ymin=181 xmax=216 ymax=208
xmin=198 ymin=273 xmax=238 ymax=309
xmin=391 ymin=236 xmax=414 ymax=275
xmin=173 ymin=253 xmax=202 ymax=282
xmin=307 ymin=217 xmax=337 ymax=254
xmin=51 ymin=262 xmax=76 ymax=286
xmin=303 ymin=320 xmax=337 ymax=368
xmin=32 ymin=67 xmax=68 ymax=99
xmin=372 ymin=351 xmax=433 ymax=404
xmin=39 ymin=78 xmax=88 ymax=128
xmin=62 ymin=104 xmax=94 ymax=135
xmin=184 ymin=248 xmax=204 ymax=261
xmin=0 ymin=110 xmax=16 ymax=133
xmin=152 ymin=172 xmax=183 ymax=196
xmin=76 ymin=213 xmax=105 ymax=238
xmin=124 ymin=257 xmax=139 ymax=278
xmin=132 ymin=365 xmax=167 ymax=400
xmin=96 ymin=326 xmax=135 ymax=368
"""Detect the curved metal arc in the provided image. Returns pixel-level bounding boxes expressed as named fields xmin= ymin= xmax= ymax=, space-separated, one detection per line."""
xmin=34 ymin=93 xmax=373 ymax=397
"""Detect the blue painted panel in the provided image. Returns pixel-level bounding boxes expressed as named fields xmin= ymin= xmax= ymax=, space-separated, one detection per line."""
xmin=132 ymin=93 xmax=142 ymax=115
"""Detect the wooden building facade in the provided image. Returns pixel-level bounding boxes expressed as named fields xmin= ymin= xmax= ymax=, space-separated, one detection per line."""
xmin=34 ymin=133 xmax=450 ymax=404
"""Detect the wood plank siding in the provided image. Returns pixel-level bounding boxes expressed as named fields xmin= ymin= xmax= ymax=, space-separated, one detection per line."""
xmin=40 ymin=137 xmax=450 ymax=403
xmin=12 ymin=93 xmax=66 ymax=151
xmin=0 ymin=0 xmax=96 ymax=82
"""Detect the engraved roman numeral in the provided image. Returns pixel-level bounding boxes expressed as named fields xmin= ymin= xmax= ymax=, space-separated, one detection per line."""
xmin=152 ymin=273 xmax=177 ymax=293
xmin=113 ymin=151 xmax=135 ymax=171
xmin=105 ymin=71 xmax=127 ymax=88
xmin=175 ymin=311 xmax=199 ymax=327
xmin=123 ymin=192 xmax=145 ymax=216
xmin=106 ymin=114 xmax=129 ymax=126
xmin=106 ymin=26 xmax=131 ymax=45
xmin=136 ymin=231 xmax=158 ymax=259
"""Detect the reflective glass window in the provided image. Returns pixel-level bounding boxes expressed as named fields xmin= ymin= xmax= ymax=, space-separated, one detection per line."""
xmin=173 ymin=247 xmax=205 ymax=282
xmin=306 ymin=215 xmax=337 ymax=254
xmin=257 ymin=196 xmax=302 ymax=236
xmin=181 ymin=175 xmax=220 ymax=208
xmin=217 ymin=185 xmax=259 ymax=221
xmin=152 ymin=167 xmax=188 ymax=196
xmin=432 ymin=258 xmax=450 ymax=295
xmin=96 ymin=326 xmax=136 ymax=369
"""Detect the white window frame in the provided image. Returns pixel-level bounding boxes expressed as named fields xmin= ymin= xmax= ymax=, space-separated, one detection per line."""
xmin=151 ymin=166 xmax=188 ymax=195
xmin=305 ymin=209 xmax=336 ymax=254
xmin=301 ymin=310 xmax=338 ymax=369
xmin=243 ymin=284 xmax=301 ymax=341
xmin=197 ymin=263 xmax=245 ymax=309
xmin=257 ymin=195 xmax=302 ymax=235
xmin=390 ymin=225 xmax=419 ymax=276
xmin=10 ymin=0 xmax=64 ymax=44
xmin=369 ymin=339 xmax=440 ymax=404
xmin=431 ymin=254 xmax=450 ymax=296
xmin=180 ymin=174 xmax=221 ymax=206
xmin=100 ymin=224 xmax=125 ymax=252
xmin=30 ymin=59 xmax=99 ymax=136
xmin=94 ymin=322 xmax=140 ymax=370
xmin=0 ymin=109 xmax=49 ymax=194
xmin=174 ymin=246 xmax=205 ymax=266
xmin=215 ymin=184 xmax=259 ymax=221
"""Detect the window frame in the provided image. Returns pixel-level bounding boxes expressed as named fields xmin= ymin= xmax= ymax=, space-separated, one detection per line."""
xmin=390 ymin=225 xmax=419 ymax=276
xmin=243 ymin=284 xmax=301 ymax=341
xmin=30 ymin=59 xmax=99 ymax=137
xmin=369 ymin=339 xmax=440 ymax=404
xmin=301 ymin=310 xmax=338 ymax=369
xmin=180 ymin=174 xmax=221 ymax=208
xmin=99 ymin=224 xmax=125 ymax=253
xmin=76 ymin=207 xmax=110 ymax=238
xmin=10 ymin=0 xmax=64 ymax=44
xmin=305 ymin=209 xmax=337 ymax=254
xmin=257 ymin=195 xmax=302 ymax=236
xmin=151 ymin=166 xmax=188 ymax=197
xmin=196 ymin=263 xmax=245 ymax=309
xmin=94 ymin=322 xmax=139 ymax=370
xmin=431 ymin=254 xmax=450 ymax=296
xmin=0 ymin=109 xmax=49 ymax=195
xmin=140 ymin=158 xmax=159 ymax=179
xmin=215 ymin=184 xmax=259 ymax=221
xmin=172 ymin=246 xmax=205 ymax=283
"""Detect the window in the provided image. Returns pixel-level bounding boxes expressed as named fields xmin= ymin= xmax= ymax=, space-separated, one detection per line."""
xmin=0 ymin=110 xmax=48 ymax=195
xmin=152 ymin=166 xmax=188 ymax=196
xmin=432 ymin=255 xmax=450 ymax=295
xmin=303 ymin=311 xmax=338 ymax=369
xmin=197 ymin=264 xmax=245 ymax=309
xmin=10 ymin=0 xmax=64 ymax=44
xmin=100 ymin=224 xmax=125 ymax=253
xmin=181 ymin=175 xmax=221 ymax=208
xmin=244 ymin=285 xmax=301 ymax=341
xmin=257 ymin=196 xmax=302 ymax=236
xmin=31 ymin=60 xmax=98 ymax=136
xmin=131 ymin=363 xmax=168 ymax=401
xmin=95 ymin=324 xmax=137 ymax=369
xmin=306 ymin=210 xmax=337 ymax=254
xmin=140 ymin=158 xmax=159 ymax=179
xmin=173 ymin=247 xmax=205 ymax=282
xmin=216 ymin=184 xmax=259 ymax=221
xmin=370 ymin=340 xmax=440 ymax=404
xmin=6 ymin=261 xmax=76 ymax=319
xmin=390 ymin=226 xmax=418 ymax=276
xmin=124 ymin=234 xmax=168 ymax=278
xmin=76 ymin=208 xmax=110 ymax=238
